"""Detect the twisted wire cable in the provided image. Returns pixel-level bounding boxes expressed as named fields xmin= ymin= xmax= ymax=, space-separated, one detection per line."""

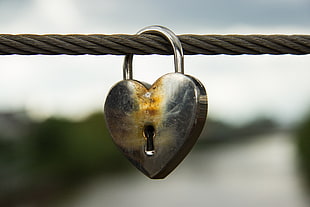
xmin=0 ymin=34 xmax=309 ymax=55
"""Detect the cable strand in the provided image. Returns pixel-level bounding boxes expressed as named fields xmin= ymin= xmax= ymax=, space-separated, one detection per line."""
xmin=0 ymin=34 xmax=309 ymax=55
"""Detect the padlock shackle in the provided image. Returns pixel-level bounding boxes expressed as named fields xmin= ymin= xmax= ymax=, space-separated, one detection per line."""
xmin=123 ymin=25 xmax=184 ymax=80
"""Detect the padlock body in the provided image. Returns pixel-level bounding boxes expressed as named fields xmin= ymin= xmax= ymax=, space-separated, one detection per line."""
xmin=104 ymin=73 xmax=207 ymax=178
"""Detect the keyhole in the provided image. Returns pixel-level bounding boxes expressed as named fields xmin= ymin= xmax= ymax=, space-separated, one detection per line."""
xmin=143 ymin=125 xmax=155 ymax=156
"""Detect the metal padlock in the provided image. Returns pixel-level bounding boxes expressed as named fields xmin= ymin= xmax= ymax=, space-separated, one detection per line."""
xmin=104 ymin=25 xmax=208 ymax=179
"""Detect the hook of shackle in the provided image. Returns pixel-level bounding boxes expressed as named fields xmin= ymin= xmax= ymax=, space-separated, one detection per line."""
xmin=123 ymin=25 xmax=184 ymax=80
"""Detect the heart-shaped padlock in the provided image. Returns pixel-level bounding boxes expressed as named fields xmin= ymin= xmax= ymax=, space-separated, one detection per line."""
xmin=104 ymin=26 xmax=208 ymax=179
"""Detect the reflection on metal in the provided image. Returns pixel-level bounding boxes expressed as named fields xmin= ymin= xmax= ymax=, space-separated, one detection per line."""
xmin=104 ymin=26 xmax=208 ymax=179
xmin=123 ymin=25 xmax=184 ymax=80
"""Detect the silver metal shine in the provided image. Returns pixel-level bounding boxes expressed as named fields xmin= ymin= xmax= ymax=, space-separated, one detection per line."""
xmin=104 ymin=73 xmax=207 ymax=178
xmin=105 ymin=25 xmax=207 ymax=179
xmin=123 ymin=25 xmax=184 ymax=80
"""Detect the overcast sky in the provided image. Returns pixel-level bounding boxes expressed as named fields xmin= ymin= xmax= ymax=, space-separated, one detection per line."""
xmin=0 ymin=0 xmax=309 ymax=125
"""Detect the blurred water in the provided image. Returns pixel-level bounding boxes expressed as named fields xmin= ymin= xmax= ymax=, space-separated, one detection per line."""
xmin=56 ymin=133 xmax=309 ymax=207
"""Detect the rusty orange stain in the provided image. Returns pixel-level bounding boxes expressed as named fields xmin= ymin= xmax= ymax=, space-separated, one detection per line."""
xmin=110 ymin=80 xmax=168 ymax=150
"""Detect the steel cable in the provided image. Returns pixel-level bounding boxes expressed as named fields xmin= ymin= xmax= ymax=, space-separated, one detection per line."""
xmin=0 ymin=34 xmax=309 ymax=55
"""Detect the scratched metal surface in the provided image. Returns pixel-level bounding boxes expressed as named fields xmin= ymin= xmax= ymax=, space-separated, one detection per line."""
xmin=104 ymin=73 xmax=207 ymax=178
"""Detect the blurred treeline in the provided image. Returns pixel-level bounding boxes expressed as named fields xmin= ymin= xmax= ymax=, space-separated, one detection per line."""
xmin=296 ymin=112 xmax=310 ymax=190
xmin=0 ymin=112 xmax=129 ymax=206
xmin=0 ymin=110 xmax=302 ymax=206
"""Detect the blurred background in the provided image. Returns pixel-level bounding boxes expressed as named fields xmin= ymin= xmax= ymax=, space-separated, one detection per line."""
xmin=0 ymin=0 xmax=310 ymax=206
